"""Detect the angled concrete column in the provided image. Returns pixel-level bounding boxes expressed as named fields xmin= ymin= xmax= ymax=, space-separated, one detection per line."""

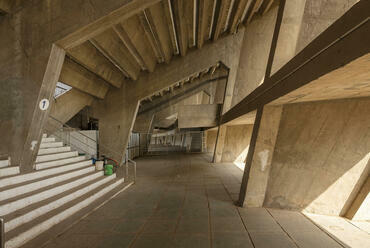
xmin=0 ymin=0 xmax=163 ymax=171
xmin=213 ymin=125 xmax=227 ymax=163
xmin=238 ymin=106 xmax=283 ymax=207
xmin=0 ymin=17 xmax=65 ymax=171
xmin=133 ymin=112 xmax=155 ymax=133
xmin=92 ymin=83 xmax=139 ymax=163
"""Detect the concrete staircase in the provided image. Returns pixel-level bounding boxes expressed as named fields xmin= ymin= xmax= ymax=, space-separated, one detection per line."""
xmin=0 ymin=158 xmax=20 ymax=178
xmin=0 ymin=134 xmax=125 ymax=248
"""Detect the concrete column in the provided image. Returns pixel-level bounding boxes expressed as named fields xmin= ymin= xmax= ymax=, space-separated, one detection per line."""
xmin=231 ymin=6 xmax=278 ymax=108
xmin=239 ymin=106 xmax=283 ymax=207
xmin=0 ymin=16 xmax=65 ymax=171
xmin=213 ymin=125 xmax=227 ymax=163
xmin=92 ymin=83 xmax=139 ymax=163
xmin=270 ymin=0 xmax=307 ymax=74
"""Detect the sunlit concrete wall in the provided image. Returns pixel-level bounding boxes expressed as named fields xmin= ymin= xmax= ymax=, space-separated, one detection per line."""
xmin=221 ymin=125 xmax=253 ymax=163
xmin=264 ymin=97 xmax=370 ymax=216
xmin=295 ymin=0 xmax=360 ymax=53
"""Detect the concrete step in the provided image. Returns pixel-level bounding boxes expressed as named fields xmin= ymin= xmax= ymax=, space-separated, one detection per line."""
xmin=41 ymin=137 xmax=55 ymax=143
xmin=38 ymin=146 xmax=71 ymax=155
xmin=0 ymin=171 xmax=103 ymax=216
xmin=0 ymin=166 xmax=20 ymax=178
xmin=0 ymin=160 xmax=92 ymax=188
xmin=3 ymin=175 xmax=116 ymax=233
xmin=0 ymin=158 xmax=10 ymax=168
xmin=42 ymin=134 xmax=47 ymax=138
xmin=35 ymin=156 xmax=87 ymax=170
xmin=0 ymin=166 xmax=95 ymax=201
xmin=35 ymin=151 xmax=78 ymax=163
xmin=39 ymin=142 xmax=63 ymax=149
xmin=5 ymin=177 xmax=124 ymax=248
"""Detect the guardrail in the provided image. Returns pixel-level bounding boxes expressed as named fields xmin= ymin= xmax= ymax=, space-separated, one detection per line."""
xmin=1 ymin=218 xmax=4 ymax=248
xmin=126 ymin=159 xmax=137 ymax=184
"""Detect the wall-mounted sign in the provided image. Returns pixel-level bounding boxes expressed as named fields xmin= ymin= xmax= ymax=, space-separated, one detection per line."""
xmin=39 ymin=99 xmax=50 ymax=111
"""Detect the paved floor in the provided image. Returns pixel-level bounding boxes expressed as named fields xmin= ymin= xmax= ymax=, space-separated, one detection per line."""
xmin=45 ymin=153 xmax=369 ymax=248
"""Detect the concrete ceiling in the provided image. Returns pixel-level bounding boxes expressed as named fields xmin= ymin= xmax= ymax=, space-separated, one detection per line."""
xmin=58 ymin=0 xmax=277 ymax=100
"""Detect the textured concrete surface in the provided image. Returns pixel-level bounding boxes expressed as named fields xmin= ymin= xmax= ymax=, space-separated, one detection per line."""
xmin=178 ymin=104 xmax=220 ymax=129
xmin=39 ymin=153 xmax=361 ymax=248
xmin=345 ymin=176 xmax=370 ymax=221
xmin=221 ymin=125 xmax=253 ymax=163
xmin=264 ymin=98 xmax=370 ymax=215
xmin=243 ymin=106 xmax=283 ymax=207
xmin=205 ymin=130 xmax=217 ymax=154
xmin=231 ymin=5 xmax=277 ymax=108
xmin=295 ymin=0 xmax=359 ymax=53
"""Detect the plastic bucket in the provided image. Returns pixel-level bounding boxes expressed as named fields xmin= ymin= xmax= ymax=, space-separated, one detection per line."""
xmin=104 ymin=164 xmax=114 ymax=176
xmin=95 ymin=161 xmax=104 ymax=171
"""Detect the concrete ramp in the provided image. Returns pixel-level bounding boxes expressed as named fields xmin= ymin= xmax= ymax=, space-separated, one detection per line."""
xmin=178 ymin=104 xmax=220 ymax=129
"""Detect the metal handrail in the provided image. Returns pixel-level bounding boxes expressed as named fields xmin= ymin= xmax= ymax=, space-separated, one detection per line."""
xmin=1 ymin=218 xmax=4 ymax=248
xmin=49 ymin=116 xmax=97 ymax=143
xmin=126 ymin=159 xmax=137 ymax=183
xmin=47 ymin=115 xmax=125 ymax=160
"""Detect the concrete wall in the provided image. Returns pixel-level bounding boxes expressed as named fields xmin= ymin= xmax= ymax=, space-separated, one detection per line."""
xmin=221 ymin=125 xmax=253 ymax=163
xmin=264 ymin=97 xmax=370 ymax=216
xmin=295 ymin=0 xmax=359 ymax=53
xmin=205 ymin=130 xmax=217 ymax=154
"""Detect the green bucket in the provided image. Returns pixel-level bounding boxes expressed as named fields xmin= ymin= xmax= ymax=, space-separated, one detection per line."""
xmin=104 ymin=164 xmax=114 ymax=176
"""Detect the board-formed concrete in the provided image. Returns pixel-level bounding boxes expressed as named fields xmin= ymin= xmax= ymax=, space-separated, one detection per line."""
xmin=264 ymin=97 xmax=370 ymax=215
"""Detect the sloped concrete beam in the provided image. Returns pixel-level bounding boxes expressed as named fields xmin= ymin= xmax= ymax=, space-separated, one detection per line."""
xmin=59 ymin=58 xmax=110 ymax=99
xmin=178 ymin=104 xmax=220 ymax=129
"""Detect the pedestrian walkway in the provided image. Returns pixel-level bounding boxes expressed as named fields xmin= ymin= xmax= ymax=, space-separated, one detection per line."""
xmin=41 ymin=154 xmax=369 ymax=248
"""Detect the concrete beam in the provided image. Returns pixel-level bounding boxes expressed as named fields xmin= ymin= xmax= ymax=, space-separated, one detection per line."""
xmin=120 ymin=15 xmax=157 ymax=72
xmin=178 ymin=104 xmax=220 ymax=129
xmin=197 ymin=0 xmax=214 ymax=48
xmin=131 ymin=30 xmax=244 ymax=104
xmin=213 ymin=0 xmax=233 ymax=40
xmin=92 ymin=29 xmax=141 ymax=80
xmin=172 ymin=0 xmax=188 ymax=56
xmin=222 ymin=1 xmax=370 ymax=124
xmin=138 ymin=69 xmax=228 ymax=115
xmin=67 ymin=41 xmax=125 ymax=88
xmin=59 ymin=58 xmax=110 ymax=99
xmin=148 ymin=1 xmax=175 ymax=62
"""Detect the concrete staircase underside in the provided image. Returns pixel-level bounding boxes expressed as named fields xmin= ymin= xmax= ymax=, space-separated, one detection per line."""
xmin=0 ymin=134 xmax=125 ymax=248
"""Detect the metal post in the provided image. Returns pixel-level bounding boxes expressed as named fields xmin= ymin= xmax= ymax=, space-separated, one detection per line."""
xmin=1 ymin=218 xmax=4 ymax=248
xmin=125 ymin=150 xmax=129 ymax=179
xmin=133 ymin=160 xmax=137 ymax=184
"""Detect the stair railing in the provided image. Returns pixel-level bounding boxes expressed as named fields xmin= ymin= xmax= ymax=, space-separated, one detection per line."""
xmin=45 ymin=115 xmax=129 ymax=168
xmin=0 ymin=218 xmax=4 ymax=248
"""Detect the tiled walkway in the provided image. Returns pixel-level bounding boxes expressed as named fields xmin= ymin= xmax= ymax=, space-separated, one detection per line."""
xmin=44 ymin=154 xmax=369 ymax=248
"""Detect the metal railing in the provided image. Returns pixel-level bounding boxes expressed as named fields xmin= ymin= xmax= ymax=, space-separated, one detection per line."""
xmin=126 ymin=159 xmax=137 ymax=184
xmin=1 ymin=218 xmax=4 ymax=248
xmin=44 ymin=115 xmax=138 ymax=182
